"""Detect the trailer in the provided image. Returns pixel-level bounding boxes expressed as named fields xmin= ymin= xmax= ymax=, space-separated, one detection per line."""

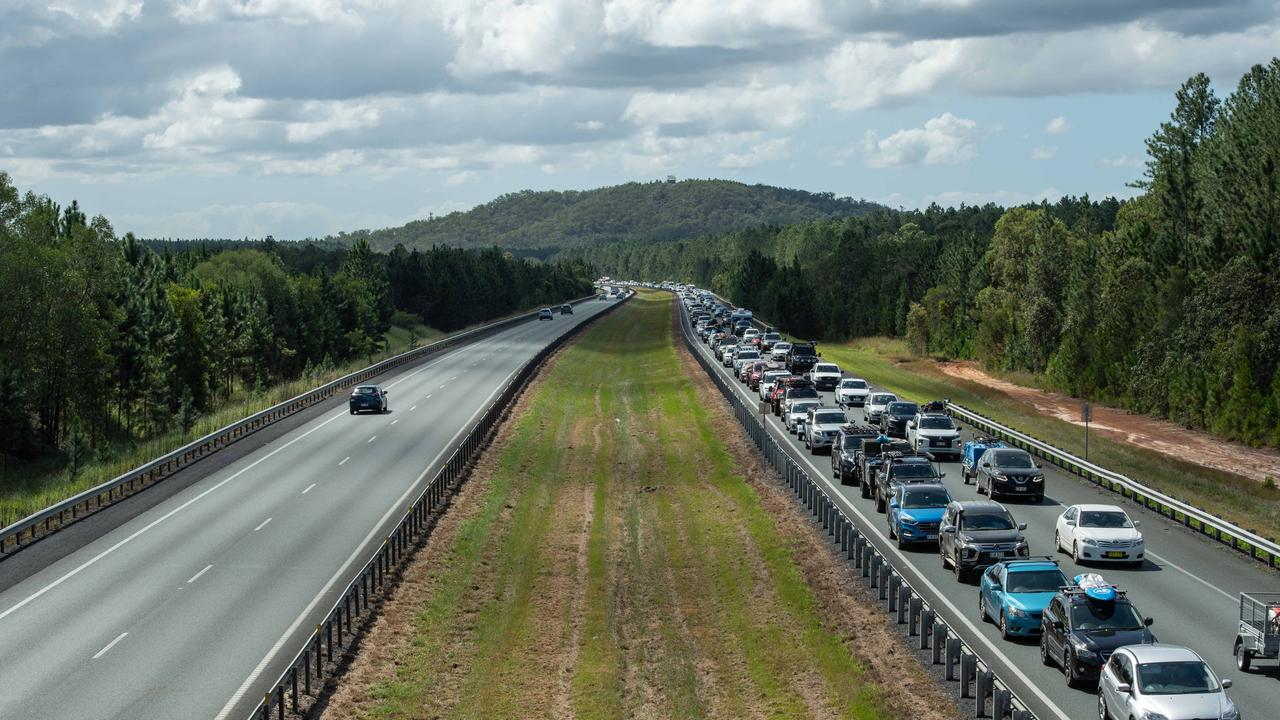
xmin=1234 ymin=591 xmax=1280 ymax=671
xmin=961 ymin=435 xmax=1006 ymax=484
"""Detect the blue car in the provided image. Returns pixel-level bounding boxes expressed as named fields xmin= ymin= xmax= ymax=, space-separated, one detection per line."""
xmin=978 ymin=558 xmax=1068 ymax=640
xmin=887 ymin=483 xmax=951 ymax=548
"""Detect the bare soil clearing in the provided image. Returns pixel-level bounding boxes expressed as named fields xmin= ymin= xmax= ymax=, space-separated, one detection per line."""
xmin=936 ymin=360 xmax=1280 ymax=483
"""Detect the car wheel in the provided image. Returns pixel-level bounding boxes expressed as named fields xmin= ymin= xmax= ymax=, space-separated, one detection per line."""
xmin=941 ymin=549 xmax=952 ymax=570
xmin=1039 ymin=635 xmax=1054 ymax=667
xmin=1072 ymin=542 xmax=1082 ymax=564
xmin=349 ymin=408 xmax=356 ymax=415
xmin=1055 ymin=531 xmax=1064 ymax=554
xmin=978 ymin=592 xmax=988 ymax=623
xmin=954 ymin=559 xmax=965 ymax=582
xmin=875 ymin=489 xmax=885 ymax=513
xmin=1064 ymin=650 xmax=1080 ymax=688
xmin=1235 ymin=639 xmax=1253 ymax=672
xmin=976 ymin=476 xmax=987 ymax=495
xmin=1097 ymin=691 xmax=1110 ymax=720
xmin=999 ymin=612 xmax=1012 ymax=641
xmin=860 ymin=479 xmax=872 ymax=499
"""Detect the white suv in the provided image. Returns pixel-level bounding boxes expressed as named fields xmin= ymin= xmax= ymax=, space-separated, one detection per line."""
xmin=807 ymin=363 xmax=842 ymax=391
xmin=836 ymin=377 xmax=871 ymax=407
xmin=770 ymin=342 xmax=792 ymax=362
xmin=907 ymin=413 xmax=961 ymax=459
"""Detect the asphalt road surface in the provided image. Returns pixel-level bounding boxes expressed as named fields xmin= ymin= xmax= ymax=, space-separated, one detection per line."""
xmin=681 ymin=302 xmax=1280 ymax=720
xmin=0 ymin=297 xmax=619 ymax=720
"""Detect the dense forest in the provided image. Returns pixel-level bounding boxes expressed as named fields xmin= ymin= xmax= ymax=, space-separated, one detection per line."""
xmin=333 ymin=179 xmax=880 ymax=255
xmin=578 ymin=60 xmax=1280 ymax=447
xmin=0 ymin=175 xmax=593 ymax=463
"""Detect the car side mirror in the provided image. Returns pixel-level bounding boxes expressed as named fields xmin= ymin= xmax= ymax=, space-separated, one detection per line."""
xmin=1017 ymin=522 xmax=1028 ymax=531
xmin=937 ymin=472 xmax=947 ymax=479
xmin=1065 ymin=519 xmax=1076 ymax=526
xmin=1133 ymin=520 xmax=1141 ymax=528
xmin=1036 ymin=462 xmax=1043 ymax=468
xmin=1221 ymin=679 xmax=1232 ymax=689
xmin=1143 ymin=617 xmax=1154 ymax=627
xmin=889 ymin=498 xmax=899 ymax=508
xmin=1115 ymin=683 xmax=1131 ymax=695
xmin=1051 ymin=620 xmax=1064 ymax=631
xmin=981 ymin=462 xmax=990 ymax=467
xmin=941 ymin=525 xmax=956 ymax=534
xmin=382 ymin=390 xmax=389 ymax=396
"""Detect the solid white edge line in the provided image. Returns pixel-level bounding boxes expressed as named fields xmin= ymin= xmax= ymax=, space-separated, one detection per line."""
xmin=92 ymin=632 xmax=127 ymax=660
xmin=410 ymin=405 xmax=417 ymax=411
xmin=689 ymin=316 xmax=1073 ymax=720
xmin=301 ymin=484 xmax=316 ymax=495
xmin=187 ymin=564 xmax=213 ymax=584
xmin=253 ymin=518 xmax=272 ymax=532
xmin=213 ymin=309 xmax=587 ymax=720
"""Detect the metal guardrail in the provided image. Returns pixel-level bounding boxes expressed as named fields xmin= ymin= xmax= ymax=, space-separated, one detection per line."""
xmin=693 ymin=289 xmax=1280 ymax=571
xmin=248 ymin=293 xmax=628 ymax=720
xmin=0 ymin=295 xmax=600 ymax=558
xmin=675 ymin=301 xmax=1036 ymax=720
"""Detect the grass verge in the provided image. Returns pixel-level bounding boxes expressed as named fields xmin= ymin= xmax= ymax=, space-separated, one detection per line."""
xmin=820 ymin=337 xmax=1280 ymax=542
xmin=323 ymin=290 xmax=924 ymax=720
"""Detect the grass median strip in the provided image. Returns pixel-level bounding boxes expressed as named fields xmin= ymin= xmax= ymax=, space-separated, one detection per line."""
xmin=321 ymin=291 xmax=948 ymax=720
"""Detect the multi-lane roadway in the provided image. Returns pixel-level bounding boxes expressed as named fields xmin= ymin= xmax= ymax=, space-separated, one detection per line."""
xmin=681 ymin=301 xmax=1280 ymax=720
xmin=0 ymin=297 xmax=618 ymax=720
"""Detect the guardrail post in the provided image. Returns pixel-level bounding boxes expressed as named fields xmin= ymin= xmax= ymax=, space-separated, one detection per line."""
xmin=975 ymin=669 xmax=993 ymax=717
xmin=878 ymin=564 xmax=891 ymax=600
xmin=861 ymin=545 xmax=873 ymax=575
xmin=992 ymin=688 xmax=1011 ymax=719
xmin=1011 ymin=709 xmax=1033 ymax=720
xmin=840 ymin=518 xmax=850 ymax=552
xmin=919 ymin=610 xmax=934 ymax=649
xmin=945 ymin=636 xmax=961 ymax=679
xmin=847 ymin=529 xmax=859 ymax=561
xmin=960 ymin=652 xmax=976 ymax=698
xmin=897 ymin=585 xmax=911 ymax=623
xmin=932 ymin=621 xmax=946 ymax=664
xmin=869 ymin=555 xmax=881 ymax=587
xmin=314 ymin=626 xmax=322 ymax=678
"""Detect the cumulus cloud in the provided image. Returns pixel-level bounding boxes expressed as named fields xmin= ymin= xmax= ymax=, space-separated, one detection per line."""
xmin=863 ymin=112 xmax=979 ymax=168
xmin=719 ymin=137 xmax=790 ymax=169
xmin=1098 ymin=154 xmax=1144 ymax=168
xmin=1045 ymin=116 xmax=1070 ymax=134
xmin=1031 ymin=145 xmax=1057 ymax=160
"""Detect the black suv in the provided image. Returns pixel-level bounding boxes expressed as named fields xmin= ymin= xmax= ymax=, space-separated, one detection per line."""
xmin=831 ymin=425 xmax=880 ymax=485
xmin=873 ymin=453 xmax=943 ymax=512
xmin=975 ymin=448 xmax=1046 ymax=503
xmin=1039 ymin=582 xmax=1155 ymax=688
xmin=880 ymin=401 xmax=920 ymax=438
xmin=349 ymin=384 xmax=388 ymax=414
xmin=786 ymin=342 xmax=819 ymax=374
xmin=938 ymin=500 xmax=1029 ymax=581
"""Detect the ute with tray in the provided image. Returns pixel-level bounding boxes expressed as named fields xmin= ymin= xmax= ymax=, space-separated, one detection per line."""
xmin=1234 ymin=591 xmax=1280 ymax=671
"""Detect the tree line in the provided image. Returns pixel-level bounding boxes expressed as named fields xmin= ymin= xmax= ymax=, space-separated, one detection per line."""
xmin=0 ymin=175 xmax=593 ymax=464
xmin=574 ymin=59 xmax=1280 ymax=448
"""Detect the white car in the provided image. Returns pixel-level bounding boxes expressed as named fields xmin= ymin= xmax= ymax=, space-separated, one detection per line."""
xmin=770 ymin=342 xmax=792 ymax=362
xmin=785 ymin=399 xmax=821 ymax=434
xmin=733 ymin=349 xmax=761 ymax=376
xmin=1054 ymin=504 xmax=1145 ymax=565
xmin=759 ymin=370 xmax=790 ymax=400
xmin=1099 ymin=644 xmax=1237 ymax=720
xmin=807 ymin=362 xmax=842 ymax=391
xmin=865 ymin=392 xmax=898 ymax=424
xmin=836 ymin=377 xmax=871 ymax=407
xmin=742 ymin=327 xmax=761 ymax=343
xmin=907 ymin=413 xmax=962 ymax=459
xmin=801 ymin=406 xmax=848 ymax=453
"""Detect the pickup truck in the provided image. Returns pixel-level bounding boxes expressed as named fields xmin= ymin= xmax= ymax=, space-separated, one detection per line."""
xmin=873 ymin=452 xmax=943 ymax=513
xmin=831 ymin=425 xmax=881 ymax=485
xmin=907 ymin=412 xmax=962 ymax=459
xmin=807 ymin=362 xmax=842 ymax=391
xmin=786 ymin=342 xmax=820 ymax=374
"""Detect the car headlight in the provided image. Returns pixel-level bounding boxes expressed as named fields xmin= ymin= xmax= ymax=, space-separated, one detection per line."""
xmin=1080 ymin=537 xmax=1098 ymax=546
xmin=1071 ymin=641 xmax=1098 ymax=662
xmin=1140 ymin=711 xmax=1169 ymax=720
xmin=899 ymin=514 xmax=918 ymax=525
xmin=1222 ymin=701 xmax=1239 ymax=720
xmin=1031 ymin=475 xmax=1044 ymax=483
xmin=1007 ymin=606 xmax=1030 ymax=619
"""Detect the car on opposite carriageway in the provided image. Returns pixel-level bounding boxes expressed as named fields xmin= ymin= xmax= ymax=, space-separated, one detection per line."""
xmin=538 ymin=308 xmax=554 ymax=320
xmin=349 ymin=384 xmax=389 ymax=414
xmin=560 ymin=303 xmax=573 ymax=315
xmin=979 ymin=558 xmax=1069 ymax=640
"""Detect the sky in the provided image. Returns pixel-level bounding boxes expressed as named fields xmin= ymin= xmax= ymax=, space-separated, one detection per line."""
xmin=2 ymin=1 xmax=1279 ymax=240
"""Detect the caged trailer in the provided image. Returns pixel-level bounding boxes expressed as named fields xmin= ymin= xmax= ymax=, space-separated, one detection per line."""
xmin=961 ymin=435 xmax=1006 ymax=484
xmin=1234 ymin=591 xmax=1280 ymax=671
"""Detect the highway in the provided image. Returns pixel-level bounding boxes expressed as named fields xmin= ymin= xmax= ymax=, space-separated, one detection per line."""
xmin=680 ymin=300 xmax=1280 ymax=720
xmin=0 ymin=297 xmax=619 ymax=720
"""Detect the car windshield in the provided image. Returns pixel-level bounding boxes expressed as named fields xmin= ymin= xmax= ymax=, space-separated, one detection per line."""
xmin=1079 ymin=511 xmax=1134 ymax=529
xmin=902 ymin=487 xmax=950 ymax=508
xmin=792 ymin=401 xmax=820 ymax=414
xmin=990 ymin=450 xmax=1035 ymax=468
xmin=765 ymin=334 xmax=781 ymax=341
xmin=920 ymin=417 xmax=954 ymax=429
xmin=774 ymin=343 xmax=791 ymax=351
xmin=1070 ymin=601 xmax=1145 ymax=631
xmin=354 ymin=387 xmax=378 ymax=394
xmin=871 ymin=394 xmax=896 ymax=404
xmin=737 ymin=351 xmax=759 ymax=359
xmin=893 ymin=463 xmax=937 ymax=479
xmin=1136 ymin=661 xmax=1219 ymax=695
xmin=789 ymin=388 xmax=819 ymax=400
xmin=1005 ymin=569 xmax=1067 ymax=593
xmin=841 ymin=379 xmax=868 ymax=389
xmin=814 ymin=412 xmax=846 ymax=425
xmin=888 ymin=402 xmax=919 ymax=416
xmin=962 ymin=512 xmax=1015 ymax=531
xmin=815 ymin=364 xmax=838 ymax=373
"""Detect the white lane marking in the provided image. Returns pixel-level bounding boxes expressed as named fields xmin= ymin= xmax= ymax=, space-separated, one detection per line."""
xmin=338 ymin=456 xmax=349 ymax=466
xmin=93 ymin=632 xmax=127 ymax=659
xmin=301 ymin=483 xmax=316 ymax=495
xmin=0 ymin=407 xmax=349 ymax=624
xmin=0 ymin=314 xmax=548 ymax=625
xmin=1146 ymin=550 xmax=1236 ymax=604
xmin=390 ymin=419 xmax=399 ymax=426
xmin=691 ymin=323 xmax=1072 ymax=720
xmin=425 ymin=395 xmax=432 ymax=400
xmin=450 ymin=376 xmax=457 ymax=381
xmin=253 ymin=518 xmax=272 ymax=532
xmin=410 ymin=405 xmax=417 ymax=412
xmin=215 ymin=359 xmax=526 ymax=720
xmin=367 ymin=435 xmax=376 ymax=443
xmin=187 ymin=565 xmax=213 ymax=584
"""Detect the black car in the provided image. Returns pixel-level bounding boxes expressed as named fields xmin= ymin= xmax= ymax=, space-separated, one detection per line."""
xmin=1040 ymin=581 xmax=1155 ymax=688
xmin=785 ymin=342 xmax=819 ymax=374
xmin=775 ymin=383 xmax=818 ymax=416
xmin=874 ymin=454 xmax=943 ymax=512
xmin=938 ymin=500 xmax=1029 ymax=581
xmin=560 ymin=304 xmax=573 ymax=315
xmin=832 ymin=425 xmax=880 ymax=485
xmin=349 ymin=384 xmax=388 ymax=414
xmin=880 ymin=401 xmax=920 ymax=438
xmin=975 ymin=448 xmax=1046 ymax=503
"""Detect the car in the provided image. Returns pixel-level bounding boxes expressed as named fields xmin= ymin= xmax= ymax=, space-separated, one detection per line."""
xmin=560 ymin=304 xmax=573 ymax=315
xmin=761 ymin=332 xmax=783 ymax=352
xmin=733 ymin=348 xmax=762 ymax=377
xmin=349 ymin=384 xmax=388 ymax=414
xmin=770 ymin=342 xmax=792 ymax=362
xmin=538 ymin=308 xmax=554 ymax=320
xmin=1041 ymin=574 xmax=1155 ymax=688
xmin=785 ymin=342 xmax=820 ymax=374
xmin=880 ymin=401 xmax=920 ymax=438
xmin=1054 ymin=505 xmax=1145 ymax=566
xmin=776 ymin=381 xmax=818 ymax=417
xmin=831 ymin=425 xmax=880 ymax=484
xmin=800 ymin=406 xmax=848 ymax=454
xmin=742 ymin=327 xmax=761 ymax=343
xmin=722 ymin=344 xmax=744 ymax=368
xmin=865 ymin=392 xmax=898 ymax=424
xmin=907 ymin=412 xmax=962 ymax=459
xmin=785 ymin=399 xmax=822 ymax=434
xmin=938 ymin=500 xmax=1030 ymax=581
xmin=874 ymin=453 xmax=944 ymax=511
xmin=979 ymin=559 xmax=1069 ymax=639
xmin=887 ymin=483 xmax=951 ymax=548
xmin=854 ymin=436 xmax=914 ymax=497
xmin=974 ymin=447 xmax=1046 ymax=503
xmin=836 ymin=377 xmax=871 ymax=407
xmin=961 ymin=436 xmax=1006 ymax=484
xmin=1099 ymin=644 xmax=1238 ymax=720
xmin=759 ymin=370 xmax=791 ymax=400
xmin=807 ymin=362 xmax=842 ymax=391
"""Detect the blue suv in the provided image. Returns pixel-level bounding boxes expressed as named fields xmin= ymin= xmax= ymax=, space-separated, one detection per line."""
xmin=978 ymin=558 xmax=1068 ymax=640
xmin=887 ymin=483 xmax=951 ymax=548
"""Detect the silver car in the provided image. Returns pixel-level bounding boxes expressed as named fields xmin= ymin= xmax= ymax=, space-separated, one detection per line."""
xmin=801 ymin=406 xmax=848 ymax=454
xmin=785 ymin=399 xmax=821 ymax=434
xmin=770 ymin=342 xmax=792 ymax=362
xmin=1098 ymin=645 xmax=1238 ymax=720
xmin=836 ymin=377 xmax=871 ymax=407
xmin=733 ymin=349 xmax=761 ymax=377
xmin=865 ymin=392 xmax=898 ymax=423
xmin=759 ymin=370 xmax=790 ymax=400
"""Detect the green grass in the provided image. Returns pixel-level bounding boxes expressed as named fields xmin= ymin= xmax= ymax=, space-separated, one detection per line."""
xmin=357 ymin=290 xmax=890 ymax=720
xmin=820 ymin=337 xmax=1280 ymax=543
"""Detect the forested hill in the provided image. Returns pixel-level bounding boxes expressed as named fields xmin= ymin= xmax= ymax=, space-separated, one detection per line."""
xmin=334 ymin=179 xmax=881 ymax=255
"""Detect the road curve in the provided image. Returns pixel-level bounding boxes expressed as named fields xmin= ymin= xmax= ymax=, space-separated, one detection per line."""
xmin=680 ymin=298 xmax=1280 ymax=720
xmin=0 ymin=298 xmax=619 ymax=720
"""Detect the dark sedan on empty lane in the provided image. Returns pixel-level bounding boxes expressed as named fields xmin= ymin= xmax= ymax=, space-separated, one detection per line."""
xmin=349 ymin=384 xmax=388 ymax=414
